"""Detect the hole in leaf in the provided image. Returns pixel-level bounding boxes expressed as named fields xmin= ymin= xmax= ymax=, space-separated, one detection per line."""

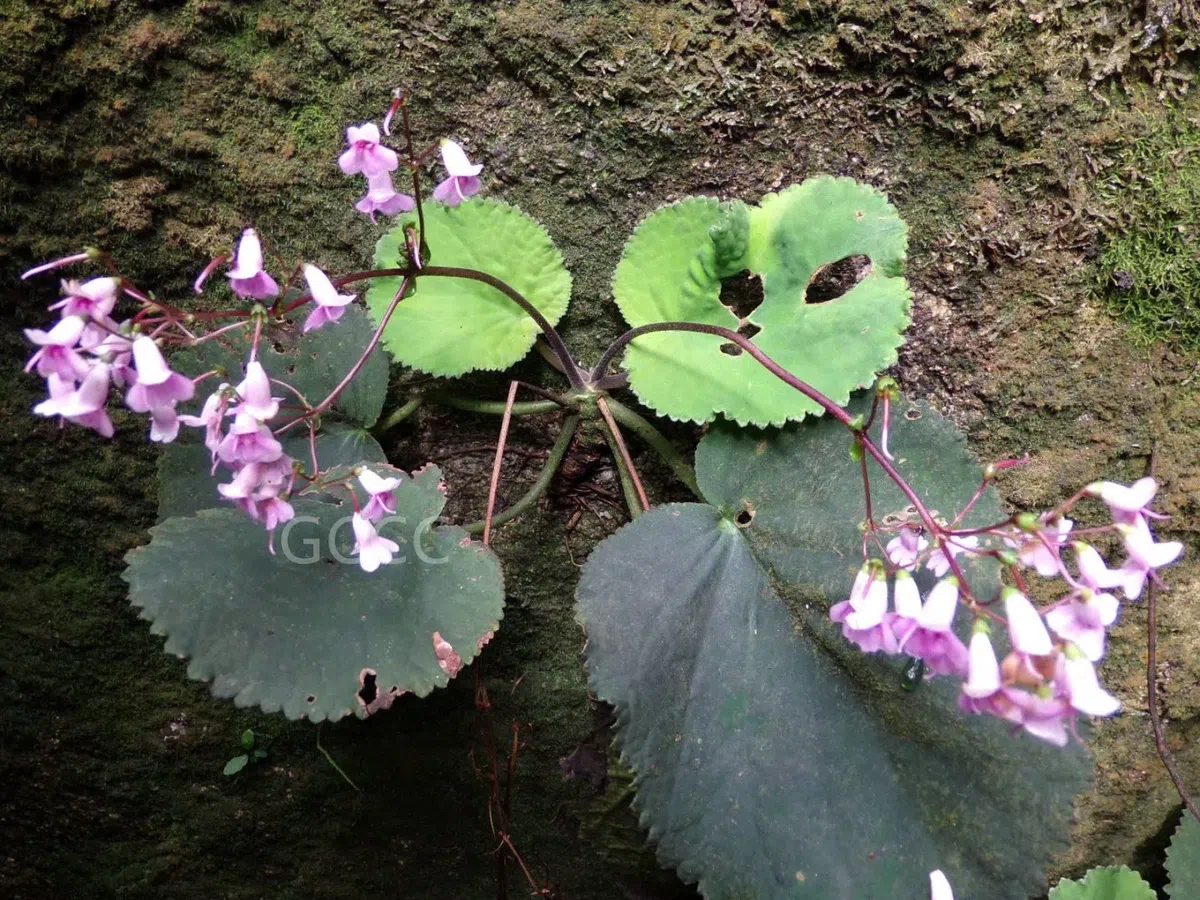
xmin=357 ymin=670 xmax=378 ymax=706
xmin=286 ymin=365 xmax=295 ymax=375
xmin=306 ymin=694 xmax=315 ymax=703
xmin=718 ymin=323 xmax=761 ymax=357
xmin=719 ymin=273 xmax=764 ymax=319
xmin=806 ymin=255 xmax=872 ymax=304
xmin=272 ymin=340 xmax=285 ymax=354
xmin=734 ymin=503 xmax=754 ymax=527
xmin=904 ymin=409 xmax=922 ymax=421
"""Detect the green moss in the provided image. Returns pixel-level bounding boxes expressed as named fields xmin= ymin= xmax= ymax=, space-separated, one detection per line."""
xmin=1095 ymin=105 xmax=1200 ymax=346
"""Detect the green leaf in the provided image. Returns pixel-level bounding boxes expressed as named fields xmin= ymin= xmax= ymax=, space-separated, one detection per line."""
xmin=576 ymin=393 xmax=1090 ymax=898
xmin=157 ymin=423 xmax=386 ymax=522
xmin=612 ymin=178 xmax=911 ymax=426
xmin=173 ymin=304 xmax=389 ymax=427
xmin=367 ymin=199 xmax=572 ymax=376
xmin=124 ymin=466 xmax=504 ymax=723
xmin=1050 ymin=866 xmax=1156 ymax=900
xmin=240 ymin=729 xmax=255 ymax=751
xmin=1169 ymin=813 xmax=1200 ymax=899
xmin=253 ymin=749 xmax=268 ymax=760
xmin=223 ymin=754 xmax=249 ymax=776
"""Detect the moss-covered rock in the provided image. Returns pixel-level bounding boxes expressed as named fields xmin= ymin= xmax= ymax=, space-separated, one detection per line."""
xmin=2 ymin=1 xmax=1199 ymax=897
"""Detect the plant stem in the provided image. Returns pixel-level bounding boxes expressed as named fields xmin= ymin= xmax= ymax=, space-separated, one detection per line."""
xmin=595 ymin=321 xmax=973 ymax=588
xmin=483 ymin=382 xmax=521 ymax=546
xmin=431 ymin=394 xmax=565 ymax=416
xmin=275 ymin=276 xmax=411 ymax=436
xmin=1143 ymin=444 xmax=1200 ymax=822
xmin=604 ymin=397 xmax=701 ymax=499
xmin=374 ymin=396 xmax=424 ymax=434
xmin=462 ymin=416 xmax=580 ymax=535
xmin=598 ymin=396 xmax=650 ymax=512
xmin=598 ymin=419 xmax=643 ymax=519
xmin=316 ymin=725 xmax=361 ymax=793
xmin=281 ymin=265 xmax=584 ymax=389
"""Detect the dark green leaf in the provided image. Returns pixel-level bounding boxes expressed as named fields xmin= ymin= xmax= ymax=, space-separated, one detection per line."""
xmin=125 ymin=466 xmax=504 ymax=723
xmin=577 ymin=394 xmax=1091 ymax=898
xmin=240 ymin=729 xmax=255 ymax=751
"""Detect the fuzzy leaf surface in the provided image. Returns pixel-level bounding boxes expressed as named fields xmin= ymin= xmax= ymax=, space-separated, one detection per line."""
xmin=577 ymin=394 xmax=1091 ymax=898
xmin=612 ymin=178 xmax=911 ymax=426
xmin=1169 ymin=814 xmax=1200 ymax=900
xmin=1049 ymin=867 xmax=1156 ymax=900
xmin=367 ymin=199 xmax=571 ymax=376
xmin=125 ymin=466 xmax=503 ymax=723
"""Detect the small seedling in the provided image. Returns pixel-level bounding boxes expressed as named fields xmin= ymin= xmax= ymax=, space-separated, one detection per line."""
xmin=223 ymin=728 xmax=270 ymax=777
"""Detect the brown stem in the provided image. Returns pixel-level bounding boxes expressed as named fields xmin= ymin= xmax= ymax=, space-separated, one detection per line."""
xmin=1144 ymin=445 xmax=1200 ymax=822
xmin=597 ymin=396 xmax=650 ymax=512
xmin=484 ymin=382 xmax=520 ymax=546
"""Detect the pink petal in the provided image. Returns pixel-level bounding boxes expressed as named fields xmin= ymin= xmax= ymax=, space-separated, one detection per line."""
xmin=1004 ymin=589 xmax=1053 ymax=656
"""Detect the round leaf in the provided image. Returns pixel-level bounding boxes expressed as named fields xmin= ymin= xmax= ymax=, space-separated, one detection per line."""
xmin=367 ymin=199 xmax=572 ymax=376
xmin=612 ymin=178 xmax=911 ymax=426
xmin=1050 ymin=867 xmax=1156 ymax=900
xmin=1169 ymin=814 xmax=1200 ymax=900
xmin=157 ymin=422 xmax=386 ymax=522
xmin=577 ymin=394 xmax=1091 ymax=898
xmin=173 ymin=304 xmax=389 ymax=427
xmin=124 ymin=466 xmax=504 ymax=723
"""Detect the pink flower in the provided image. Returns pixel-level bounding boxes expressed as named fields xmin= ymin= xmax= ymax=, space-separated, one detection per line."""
xmin=50 ymin=277 xmax=118 ymax=320
xmin=216 ymin=412 xmax=283 ymax=466
xmin=351 ymin=512 xmax=400 ymax=573
xmin=179 ymin=385 xmax=232 ymax=464
xmin=338 ymin=123 xmax=399 ymax=177
xmin=358 ymin=469 xmax=401 ymax=522
xmin=1003 ymin=588 xmax=1053 ymax=656
xmin=961 ymin=632 xmax=1002 ymax=700
xmin=1073 ymin=542 xmax=1121 ymax=591
xmin=926 ymin=535 xmax=978 ymax=577
xmin=1115 ymin=518 xmax=1183 ymax=599
xmin=830 ymin=562 xmax=898 ymax=654
xmin=257 ymin=497 xmax=295 ymax=553
xmin=959 ymin=632 xmax=1074 ymax=745
xmin=125 ymin=337 xmax=195 ymax=412
xmin=218 ymin=455 xmax=292 ymax=500
xmin=432 ymin=139 xmax=482 ymax=206
xmin=302 ymin=264 xmax=356 ymax=332
xmin=1087 ymin=477 xmax=1162 ymax=525
xmin=354 ymin=170 xmax=416 ymax=222
xmin=33 ymin=368 xmax=114 ymax=437
xmin=893 ymin=576 xmax=969 ymax=677
xmin=234 ymin=361 xmax=280 ymax=421
xmin=1014 ymin=516 xmax=1072 ymax=578
xmin=226 ymin=229 xmax=279 ymax=300
xmin=885 ymin=527 xmax=928 ymax=570
xmin=89 ymin=331 xmax=135 ymax=386
xmin=1060 ymin=655 xmax=1121 ymax=717
xmin=1045 ymin=589 xmax=1119 ymax=662
xmin=24 ymin=316 xmax=91 ymax=381
xmin=929 ymin=870 xmax=954 ymax=900
xmin=21 ymin=251 xmax=91 ymax=281
xmin=148 ymin=405 xmax=180 ymax=443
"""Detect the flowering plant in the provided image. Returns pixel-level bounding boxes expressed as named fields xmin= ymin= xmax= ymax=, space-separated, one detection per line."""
xmin=20 ymin=93 xmax=1184 ymax=897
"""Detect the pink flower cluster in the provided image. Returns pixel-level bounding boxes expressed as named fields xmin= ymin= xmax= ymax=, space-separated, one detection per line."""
xmin=830 ymin=477 xmax=1183 ymax=746
xmin=337 ymin=111 xmax=483 ymax=219
xmin=25 ymin=276 xmax=195 ymax=442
